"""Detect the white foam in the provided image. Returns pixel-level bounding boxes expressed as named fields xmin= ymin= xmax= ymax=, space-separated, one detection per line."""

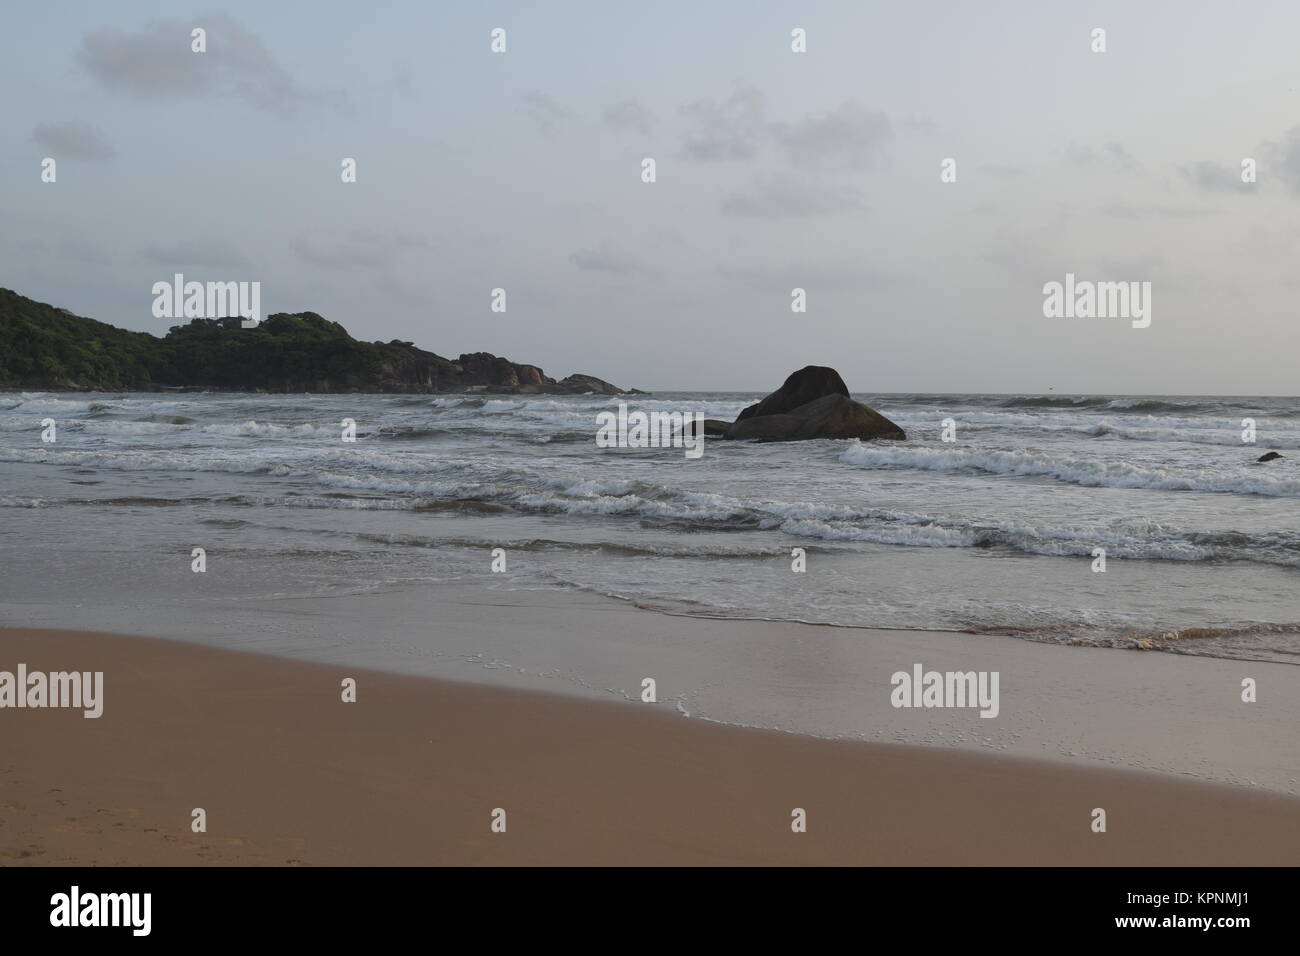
xmin=840 ymin=442 xmax=1300 ymax=497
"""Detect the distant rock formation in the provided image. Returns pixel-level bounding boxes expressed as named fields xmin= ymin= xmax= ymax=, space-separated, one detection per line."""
xmin=449 ymin=353 xmax=625 ymax=394
xmin=721 ymin=366 xmax=906 ymax=442
xmin=1257 ymin=451 xmax=1283 ymax=462
xmin=560 ymin=373 xmax=631 ymax=395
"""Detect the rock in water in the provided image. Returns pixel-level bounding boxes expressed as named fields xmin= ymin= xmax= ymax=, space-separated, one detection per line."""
xmin=558 ymin=373 xmax=626 ymax=395
xmin=1257 ymin=451 xmax=1283 ymax=462
xmin=725 ymin=368 xmax=905 ymax=442
xmin=735 ymin=366 xmax=850 ymax=421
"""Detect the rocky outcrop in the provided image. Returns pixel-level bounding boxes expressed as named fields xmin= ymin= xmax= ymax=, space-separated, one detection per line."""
xmin=558 ymin=373 xmax=627 ymax=395
xmin=721 ymin=366 xmax=905 ymax=442
xmin=445 ymin=355 xmax=626 ymax=395
xmin=735 ymin=366 xmax=851 ymax=421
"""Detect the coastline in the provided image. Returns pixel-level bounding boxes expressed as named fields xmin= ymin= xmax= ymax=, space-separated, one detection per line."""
xmin=5 ymin=581 xmax=1297 ymax=794
xmin=2 ymin=625 xmax=1298 ymax=866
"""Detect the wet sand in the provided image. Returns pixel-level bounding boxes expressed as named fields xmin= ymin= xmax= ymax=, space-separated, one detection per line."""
xmin=2 ymin=627 xmax=1297 ymax=866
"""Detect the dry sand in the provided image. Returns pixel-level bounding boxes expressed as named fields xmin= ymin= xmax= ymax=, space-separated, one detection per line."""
xmin=1 ymin=627 xmax=1297 ymax=866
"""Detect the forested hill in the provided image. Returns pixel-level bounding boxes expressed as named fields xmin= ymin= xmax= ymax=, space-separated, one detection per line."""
xmin=0 ymin=288 xmax=628 ymax=394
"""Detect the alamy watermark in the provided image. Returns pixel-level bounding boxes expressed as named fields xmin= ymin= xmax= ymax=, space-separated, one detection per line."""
xmin=152 ymin=273 xmax=262 ymax=327
xmin=50 ymin=886 xmax=150 ymax=936
xmin=595 ymin=403 xmax=705 ymax=459
xmin=1042 ymin=273 xmax=1151 ymax=328
xmin=890 ymin=663 xmax=999 ymax=718
xmin=0 ymin=664 xmax=103 ymax=718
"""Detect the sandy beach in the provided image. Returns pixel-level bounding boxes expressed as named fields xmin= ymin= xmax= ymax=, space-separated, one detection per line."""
xmin=3 ymin=625 xmax=1298 ymax=866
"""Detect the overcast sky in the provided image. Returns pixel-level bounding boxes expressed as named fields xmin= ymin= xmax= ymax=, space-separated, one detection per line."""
xmin=4 ymin=1 xmax=1300 ymax=393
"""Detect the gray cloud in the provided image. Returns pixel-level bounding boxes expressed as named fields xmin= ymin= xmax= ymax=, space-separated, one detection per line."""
xmin=1065 ymin=141 xmax=1141 ymax=173
xmin=771 ymin=101 xmax=892 ymax=169
xmin=520 ymin=91 xmax=571 ymax=135
xmin=1179 ymin=160 xmax=1253 ymax=194
xmin=982 ymin=212 xmax=1073 ymax=283
xmin=140 ymin=237 xmax=251 ymax=270
xmin=1260 ymin=125 xmax=1300 ymax=195
xmin=678 ymin=87 xmax=893 ymax=169
xmin=78 ymin=14 xmax=345 ymax=117
xmin=1095 ymin=253 xmax=1165 ymax=280
xmin=978 ymin=162 xmax=1030 ymax=179
xmin=897 ymin=113 xmax=939 ymax=138
xmin=716 ymin=259 xmax=901 ymax=293
xmin=1099 ymin=202 xmax=1213 ymax=219
xmin=601 ymin=98 xmax=657 ymax=135
xmin=678 ymin=85 xmax=767 ymax=162
xmin=59 ymin=235 xmax=116 ymax=266
xmin=568 ymin=244 xmax=656 ymax=278
xmin=32 ymin=120 xmax=115 ymax=161
xmin=721 ymin=175 xmax=865 ymax=219
xmin=393 ymin=66 xmax=417 ymax=101
xmin=291 ymin=230 xmax=429 ymax=272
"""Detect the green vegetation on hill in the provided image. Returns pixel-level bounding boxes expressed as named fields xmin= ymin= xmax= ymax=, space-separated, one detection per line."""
xmin=151 ymin=312 xmax=458 ymax=392
xmin=0 ymin=289 xmax=163 ymax=390
xmin=0 ymin=288 xmax=624 ymax=394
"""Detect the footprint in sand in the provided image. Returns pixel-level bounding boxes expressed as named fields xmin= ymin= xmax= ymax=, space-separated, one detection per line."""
xmin=1 ymin=848 xmax=43 ymax=860
xmin=53 ymin=821 xmax=97 ymax=834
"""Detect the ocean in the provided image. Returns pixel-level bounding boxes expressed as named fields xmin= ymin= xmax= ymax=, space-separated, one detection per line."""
xmin=2 ymin=389 xmax=1298 ymax=665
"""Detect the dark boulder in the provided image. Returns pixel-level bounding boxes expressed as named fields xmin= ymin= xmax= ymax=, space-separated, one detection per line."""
xmin=1257 ymin=451 xmax=1283 ymax=462
xmin=671 ymin=418 xmax=730 ymax=440
xmin=735 ymin=366 xmax=850 ymax=422
xmin=722 ymin=366 xmax=904 ymax=442
xmin=726 ymin=393 xmax=906 ymax=442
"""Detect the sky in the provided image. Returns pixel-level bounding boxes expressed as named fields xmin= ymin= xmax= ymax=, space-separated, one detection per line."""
xmin=4 ymin=0 xmax=1300 ymax=394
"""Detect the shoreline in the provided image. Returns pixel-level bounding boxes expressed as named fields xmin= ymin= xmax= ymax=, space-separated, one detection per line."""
xmin=2 ymin=626 xmax=1298 ymax=866
xmin=5 ymin=582 xmax=1297 ymax=794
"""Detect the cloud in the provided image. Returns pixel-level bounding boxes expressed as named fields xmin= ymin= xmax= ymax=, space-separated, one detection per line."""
xmin=897 ymin=114 xmax=939 ymax=138
xmin=982 ymin=212 xmax=1072 ymax=283
xmin=716 ymin=259 xmax=901 ymax=293
xmin=978 ymin=162 xmax=1029 ymax=179
xmin=78 ymin=14 xmax=346 ymax=117
xmin=140 ymin=236 xmax=251 ymax=269
xmin=1064 ymin=141 xmax=1140 ymax=173
xmin=721 ymin=174 xmax=865 ymax=219
xmin=1095 ymin=253 xmax=1165 ymax=280
xmin=1098 ymin=202 xmax=1213 ymax=219
xmin=678 ymin=85 xmax=767 ymax=162
xmin=601 ymin=99 xmax=657 ymax=135
xmin=60 ymin=235 xmax=116 ymax=266
xmin=771 ymin=100 xmax=893 ymax=169
xmin=678 ymin=87 xmax=893 ymax=169
xmin=1178 ymin=160 xmax=1253 ymax=194
xmin=568 ymin=243 xmax=656 ymax=278
xmin=520 ymin=91 xmax=571 ymax=135
xmin=32 ymin=120 xmax=115 ymax=161
xmin=291 ymin=230 xmax=429 ymax=272
xmin=1259 ymin=125 xmax=1300 ymax=196
xmin=393 ymin=66 xmax=417 ymax=101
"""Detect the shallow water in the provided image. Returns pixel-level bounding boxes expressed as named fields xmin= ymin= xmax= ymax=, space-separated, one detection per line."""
xmin=2 ymin=390 xmax=1298 ymax=663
